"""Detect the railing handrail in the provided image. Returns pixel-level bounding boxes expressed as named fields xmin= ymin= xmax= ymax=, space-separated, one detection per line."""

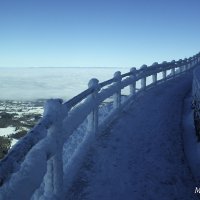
xmin=0 ymin=52 xmax=200 ymax=199
xmin=65 ymin=56 xmax=199 ymax=109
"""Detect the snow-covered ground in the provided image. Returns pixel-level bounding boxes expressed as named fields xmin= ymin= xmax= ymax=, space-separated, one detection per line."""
xmin=0 ymin=100 xmax=44 ymax=150
xmin=0 ymin=127 xmax=15 ymax=137
xmin=0 ymin=127 xmax=17 ymax=147
xmin=65 ymin=72 xmax=200 ymax=200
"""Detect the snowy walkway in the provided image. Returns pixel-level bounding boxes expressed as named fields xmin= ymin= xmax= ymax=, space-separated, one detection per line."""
xmin=66 ymin=72 xmax=199 ymax=200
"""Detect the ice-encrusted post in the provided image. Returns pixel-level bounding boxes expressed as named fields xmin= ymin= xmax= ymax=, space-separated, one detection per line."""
xmin=179 ymin=59 xmax=184 ymax=73
xmin=185 ymin=59 xmax=189 ymax=71
xmin=129 ymin=67 xmax=137 ymax=95
xmin=87 ymin=78 xmax=99 ymax=135
xmin=183 ymin=59 xmax=188 ymax=71
xmin=43 ymin=99 xmax=66 ymax=199
xmin=171 ymin=60 xmax=175 ymax=77
xmin=113 ymin=71 xmax=122 ymax=110
xmin=140 ymin=65 xmax=147 ymax=89
xmin=174 ymin=61 xmax=180 ymax=75
xmin=195 ymin=56 xmax=198 ymax=65
xmin=188 ymin=58 xmax=192 ymax=69
xmin=192 ymin=57 xmax=195 ymax=67
xmin=162 ymin=61 xmax=167 ymax=81
xmin=193 ymin=57 xmax=195 ymax=66
xmin=152 ymin=62 xmax=158 ymax=84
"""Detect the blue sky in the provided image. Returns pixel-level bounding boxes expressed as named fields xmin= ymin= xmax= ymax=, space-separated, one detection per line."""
xmin=0 ymin=0 xmax=200 ymax=68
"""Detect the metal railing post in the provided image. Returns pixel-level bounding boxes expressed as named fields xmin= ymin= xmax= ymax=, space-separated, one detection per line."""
xmin=87 ymin=78 xmax=99 ymax=135
xmin=130 ymin=67 xmax=137 ymax=95
xmin=162 ymin=61 xmax=167 ymax=81
xmin=140 ymin=65 xmax=147 ymax=89
xmin=170 ymin=60 xmax=176 ymax=77
xmin=152 ymin=62 xmax=158 ymax=85
xmin=113 ymin=71 xmax=122 ymax=110
xmin=47 ymin=99 xmax=66 ymax=199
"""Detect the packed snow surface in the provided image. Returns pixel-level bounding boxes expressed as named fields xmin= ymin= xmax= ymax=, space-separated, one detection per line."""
xmin=66 ymin=72 xmax=199 ymax=200
xmin=0 ymin=127 xmax=18 ymax=147
xmin=0 ymin=127 xmax=15 ymax=137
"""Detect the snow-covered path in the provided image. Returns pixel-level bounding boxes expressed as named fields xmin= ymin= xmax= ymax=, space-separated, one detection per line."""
xmin=66 ymin=72 xmax=199 ymax=200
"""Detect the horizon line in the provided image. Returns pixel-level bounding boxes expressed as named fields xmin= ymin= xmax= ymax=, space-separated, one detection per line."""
xmin=0 ymin=66 xmax=130 ymax=69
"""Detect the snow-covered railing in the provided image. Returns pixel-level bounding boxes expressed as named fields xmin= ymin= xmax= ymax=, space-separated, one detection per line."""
xmin=192 ymin=60 xmax=200 ymax=141
xmin=0 ymin=52 xmax=200 ymax=199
